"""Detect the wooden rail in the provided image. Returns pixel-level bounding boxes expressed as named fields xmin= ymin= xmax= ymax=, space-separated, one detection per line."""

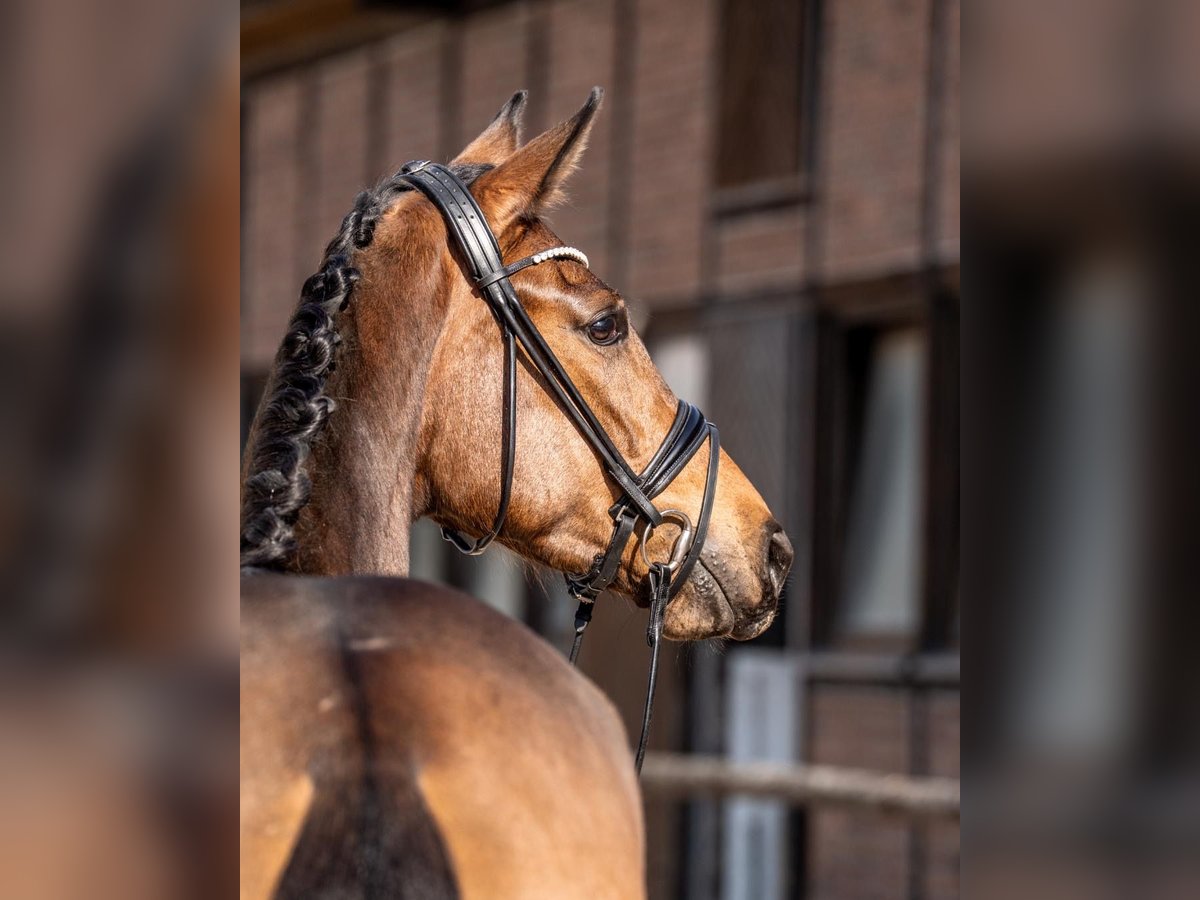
xmin=639 ymin=754 xmax=959 ymax=821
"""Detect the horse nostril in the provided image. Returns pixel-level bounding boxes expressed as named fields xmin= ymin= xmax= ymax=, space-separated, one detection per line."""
xmin=765 ymin=525 xmax=794 ymax=600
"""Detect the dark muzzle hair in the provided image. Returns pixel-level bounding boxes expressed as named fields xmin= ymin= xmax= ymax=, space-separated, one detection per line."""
xmin=239 ymin=163 xmax=494 ymax=573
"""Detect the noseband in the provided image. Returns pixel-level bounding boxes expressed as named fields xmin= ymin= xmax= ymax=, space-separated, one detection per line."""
xmin=399 ymin=161 xmax=719 ymax=772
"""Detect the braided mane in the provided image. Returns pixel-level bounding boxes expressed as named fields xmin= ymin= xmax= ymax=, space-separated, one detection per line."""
xmin=240 ymin=163 xmax=494 ymax=572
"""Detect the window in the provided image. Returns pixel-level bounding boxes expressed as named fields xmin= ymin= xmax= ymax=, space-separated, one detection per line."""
xmin=715 ymin=0 xmax=810 ymax=192
xmin=809 ymin=283 xmax=960 ymax=653
xmin=836 ymin=327 xmax=927 ymax=645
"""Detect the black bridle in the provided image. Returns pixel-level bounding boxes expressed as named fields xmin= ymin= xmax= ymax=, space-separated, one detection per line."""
xmin=399 ymin=161 xmax=719 ymax=772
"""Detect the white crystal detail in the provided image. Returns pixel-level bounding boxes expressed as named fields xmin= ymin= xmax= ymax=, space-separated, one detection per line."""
xmin=536 ymin=246 xmax=589 ymax=269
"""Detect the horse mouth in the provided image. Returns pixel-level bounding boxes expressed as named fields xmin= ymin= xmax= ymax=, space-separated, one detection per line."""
xmin=687 ymin=556 xmax=737 ymax=639
xmin=657 ymin=548 xmax=775 ymax=641
xmin=729 ymin=605 xmax=776 ymax=641
xmin=691 ymin=553 xmax=775 ymax=641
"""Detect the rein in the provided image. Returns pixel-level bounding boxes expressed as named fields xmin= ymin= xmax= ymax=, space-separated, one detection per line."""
xmin=399 ymin=161 xmax=719 ymax=773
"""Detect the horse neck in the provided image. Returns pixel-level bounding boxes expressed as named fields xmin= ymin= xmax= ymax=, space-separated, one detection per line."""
xmin=291 ymin=259 xmax=448 ymax=577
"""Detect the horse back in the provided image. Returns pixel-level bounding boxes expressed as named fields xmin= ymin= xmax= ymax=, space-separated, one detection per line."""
xmin=241 ymin=573 xmax=645 ymax=900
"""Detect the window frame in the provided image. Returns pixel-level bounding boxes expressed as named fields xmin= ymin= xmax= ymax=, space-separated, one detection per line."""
xmin=809 ymin=275 xmax=959 ymax=654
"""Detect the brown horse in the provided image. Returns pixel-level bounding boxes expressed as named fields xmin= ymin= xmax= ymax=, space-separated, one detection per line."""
xmin=241 ymin=89 xmax=792 ymax=898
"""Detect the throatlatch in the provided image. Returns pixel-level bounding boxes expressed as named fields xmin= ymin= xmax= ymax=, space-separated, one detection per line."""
xmin=398 ymin=160 xmax=720 ymax=774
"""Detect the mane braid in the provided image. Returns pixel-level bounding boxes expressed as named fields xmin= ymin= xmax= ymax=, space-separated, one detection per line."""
xmin=239 ymin=163 xmax=494 ymax=573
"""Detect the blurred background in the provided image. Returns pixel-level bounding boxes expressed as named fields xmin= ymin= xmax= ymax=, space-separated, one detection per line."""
xmin=5 ymin=0 xmax=1200 ymax=897
xmin=240 ymin=0 xmax=958 ymax=897
xmin=2 ymin=2 xmax=240 ymax=897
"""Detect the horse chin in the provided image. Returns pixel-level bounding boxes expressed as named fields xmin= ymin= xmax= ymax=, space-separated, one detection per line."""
xmin=729 ymin=608 xmax=776 ymax=641
xmin=661 ymin=554 xmax=778 ymax=642
xmin=661 ymin=559 xmax=737 ymax=641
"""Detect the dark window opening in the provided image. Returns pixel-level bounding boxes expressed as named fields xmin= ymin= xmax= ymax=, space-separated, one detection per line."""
xmin=716 ymin=0 xmax=808 ymax=191
xmin=834 ymin=326 xmax=928 ymax=650
xmin=809 ymin=284 xmax=960 ymax=655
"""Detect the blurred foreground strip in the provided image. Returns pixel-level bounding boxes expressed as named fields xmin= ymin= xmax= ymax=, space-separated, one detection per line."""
xmin=0 ymin=0 xmax=240 ymax=895
xmin=639 ymin=753 xmax=959 ymax=821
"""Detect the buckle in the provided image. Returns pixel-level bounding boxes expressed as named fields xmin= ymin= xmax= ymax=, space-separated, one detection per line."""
xmin=441 ymin=525 xmax=482 ymax=555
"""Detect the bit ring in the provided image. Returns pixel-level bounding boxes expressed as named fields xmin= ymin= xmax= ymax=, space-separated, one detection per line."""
xmin=638 ymin=509 xmax=694 ymax=574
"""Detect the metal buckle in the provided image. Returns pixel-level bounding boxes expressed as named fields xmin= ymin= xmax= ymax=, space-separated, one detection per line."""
xmin=637 ymin=509 xmax=694 ymax=574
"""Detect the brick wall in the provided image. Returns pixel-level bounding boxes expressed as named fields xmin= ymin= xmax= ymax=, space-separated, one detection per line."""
xmin=243 ymin=76 xmax=301 ymax=366
xmin=544 ymin=0 xmax=617 ymax=277
xmin=458 ymin=3 xmax=533 ymax=152
xmin=819 ymin=0 xmax=931 ymax=281
xmin=937 ymin=0 xmax=960 ymax=265
xmin=806 ymin=685 xmax=960 ymax=900
xmin=809 ymin=686 xmax=911 ymax=900
xmin=376 ymin=22 xmax=447 ymax=170
xmin=241 ymin=0 xmax=961 ymax=363
xmin=715 ymin=207 xmax=808 ymax=296
xmin=625 ymin=0 xmax=715 ymax=305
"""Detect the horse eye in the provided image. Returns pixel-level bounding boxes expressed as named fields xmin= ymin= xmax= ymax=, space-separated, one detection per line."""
xmin=586 ymin=314 xmax=621 ymax=346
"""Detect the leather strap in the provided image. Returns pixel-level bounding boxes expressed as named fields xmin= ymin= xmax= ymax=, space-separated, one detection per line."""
xmin=400 ymin=162 xmax=662 ymax=526
xmin=440 ymin=327 xmax=516 ymax=555
xmin=564 ymin=401 xmax=717 ymax=602
xmin=635 ymin=562 xmax=672 ymax=773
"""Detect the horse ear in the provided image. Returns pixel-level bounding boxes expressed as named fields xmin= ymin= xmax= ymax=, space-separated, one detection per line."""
xmin=452 ymin=90 xmax=529 ymax=166
xmin=473 ymin=87 xmax=603 ymax=230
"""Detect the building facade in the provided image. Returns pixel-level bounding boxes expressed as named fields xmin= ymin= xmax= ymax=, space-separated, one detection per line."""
xmin=241 ymin=1 xmax=960 ymax=897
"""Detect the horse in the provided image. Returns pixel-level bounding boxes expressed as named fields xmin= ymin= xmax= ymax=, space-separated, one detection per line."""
xmin=240 ymin=87 xmax=793 ymax=899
